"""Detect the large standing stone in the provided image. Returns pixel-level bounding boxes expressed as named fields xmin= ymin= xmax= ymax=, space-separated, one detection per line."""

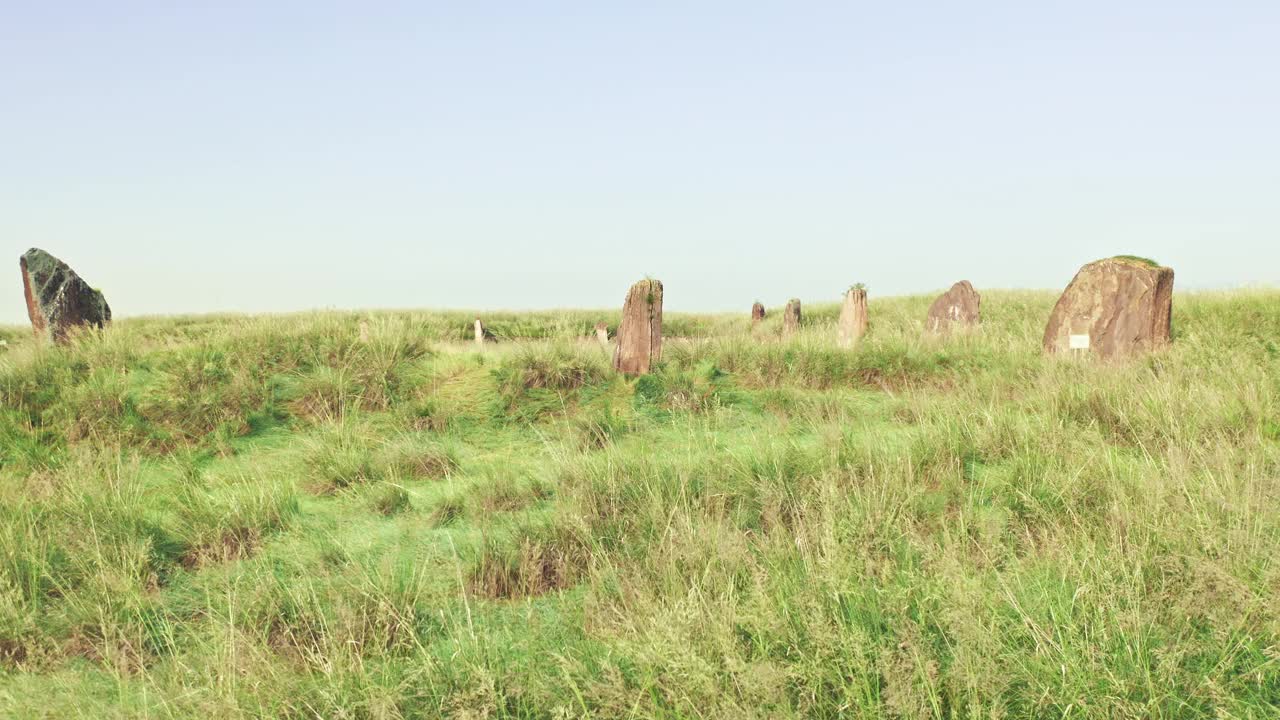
xmin=751 ymin=302 xmax=766 ymax=325
xmin=837 ymin=287 xmax=868 ymax=348
xmin=926 ymin=281 xmax=981 ymax=334
xmin=612 ymin=279 xmax=662 ymax=374
xmin=19 ymin=248 xmax=111 ymax=343
xmin=782 ymin=299 xmax=802 ymax=337
xmin=1043 ymin=256 xmax=1174 ymax=359
xmin=594 ymin=321 xmax=609 ymax=348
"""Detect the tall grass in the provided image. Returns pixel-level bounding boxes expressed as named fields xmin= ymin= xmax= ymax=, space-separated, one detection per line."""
xmin=1 ymin=290 xmax=1279 ymax=717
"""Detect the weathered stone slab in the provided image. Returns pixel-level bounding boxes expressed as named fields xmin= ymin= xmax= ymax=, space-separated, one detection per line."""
xmin=782 ymin=299 xmax=801 ymax=337
xmin=926 ymin=281 xmax=981 ymax=334
xmin=594 ymin=321 xmax=609 ymax=348
xmin=1043 ymin=256 xmax=1174 ymax=359
xmin=19 ymin=248 xmax=111 ymax=343
xmin=751 ymin=302 xmax=765 ymax=325
xmin=837 ymin=286 xmax=868 ymax=348
xmin=613 ymin=279 xmax=662 ymax=374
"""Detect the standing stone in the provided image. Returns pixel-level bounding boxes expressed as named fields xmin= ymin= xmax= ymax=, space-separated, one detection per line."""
xmin=594 ymin=321 xmax=609 ymax=348
xmin=1043 ymin=256 xmax=1174 ymax=359
xmin=612 ymin=279 xmax=662 ymax=374
xmin=751 ymin=302 xmax=766 ymax=325
xmin=19 ymin=248 xmax=111 ymax=343
xmin=926 ymin=281 xmax=981 ymax=334
xmin=782 ymin=299 xmax=802 ymax=337
xmin=473 ymin=318 xmax=498 ymax=346
xmin=837 ymin=287 xmax=869 ymax=349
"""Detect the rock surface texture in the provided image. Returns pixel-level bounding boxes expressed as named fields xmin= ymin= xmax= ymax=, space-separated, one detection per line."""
xmin=926 ymin=281 xmax=981 ymax=333
xmin=20 ymin=248 xmax=111 ymax=343
xmin=837 ymin=287 xmax=869 ymax=348
xmin=612 ymin=279 xmax=663 ymax=374
xmin=1043 ymin=256 xmax=1174 ymax=359
xmin=782 ymin=299 xmax=802 ymax=337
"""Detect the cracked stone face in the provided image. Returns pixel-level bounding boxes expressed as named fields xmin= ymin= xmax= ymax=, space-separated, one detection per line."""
xmin=1043 ymin=257 xmax=1174 ymax=359
xmin=782 ymin=299 xmax=801 ymax=337
xmin=837 ymin=288 xmax=868 ymax=348
xmin=612 ymin=279 xmax=662 ymax=374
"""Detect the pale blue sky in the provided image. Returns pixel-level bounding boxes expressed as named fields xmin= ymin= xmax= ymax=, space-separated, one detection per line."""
xmin=3 ymin=1 xmax=1276 ymax=323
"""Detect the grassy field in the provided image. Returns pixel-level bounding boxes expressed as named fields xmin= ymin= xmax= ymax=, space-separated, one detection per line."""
xmin=2 ymin=290 xmax=1279 ymax=718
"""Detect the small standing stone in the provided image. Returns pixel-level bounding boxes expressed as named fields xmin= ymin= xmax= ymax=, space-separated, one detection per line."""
xmin=837 ymin=286 xmax=868 ymax=349
xmin=594 ymin=321 xmax=609 ymax=348
xmin=751 ymin=302 xmax=766 ymax=325
xmin=19 ymin=248 xmax=111 ymax=343
xmin=473 ymin=319 xmax=499 ymax=346
xmin=926 ymin=281 xmax=981 ymax=334
xmin=1043 ymin=256 xmax=1174 ymax=359
xmin=782 ymin=299 xmax=802 ymax=337
xmin=613 ymin=279 xmax=663 ymax=374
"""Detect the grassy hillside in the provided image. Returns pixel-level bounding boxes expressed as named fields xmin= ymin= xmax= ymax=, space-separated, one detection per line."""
xmin=2 ymin=290 xmax=1280 ymax=718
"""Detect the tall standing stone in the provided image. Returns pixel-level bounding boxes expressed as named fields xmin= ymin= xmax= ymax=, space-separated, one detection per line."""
xmin=782 ymin=299 xmax=802 ymax=338
xmin=1043 ymin=256 xmax=1174 ymax=359
xmin=474 ymin=318 xmax=486 ymax=347
xmin=19 ymin=248 xmax=111 ymax=343
xmin=837 ymin=286 xmax=868 ymax=348
xmin=594 ymin=321 xmax=609 ymax=348
xmin=612 ymin=279 xmax=662 ymax=374
xmin=751 ymin=302 xmax=766 ymax=326
xmin=926 ymin=281 xmax=981 ymax=334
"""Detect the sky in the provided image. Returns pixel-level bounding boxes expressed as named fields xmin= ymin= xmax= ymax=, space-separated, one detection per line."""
xmin=2 ymin=1 xmax=1277 ymax=323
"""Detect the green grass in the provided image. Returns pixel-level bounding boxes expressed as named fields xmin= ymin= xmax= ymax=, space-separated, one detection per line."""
xmin=2 ymin=290 xmax=1280 ymax=718
xmin=1111 ymin=254 xmax=1162 ymax=267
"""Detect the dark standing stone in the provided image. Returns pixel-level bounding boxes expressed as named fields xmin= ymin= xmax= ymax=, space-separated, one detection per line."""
xmin=782 ymin=299 xmax=802 ymax=337
xmin=751 ymin=302 xmax=766 ymax=325
xmin=1043 ymin=256 xmax=1174 ymax=359
xmin=613 ymin=279 xmax=662 ymax=374
xmin=19 ymin=248 xmax=111 ymax=343
xmin=926 ymin=281 xmax=981 ymax=334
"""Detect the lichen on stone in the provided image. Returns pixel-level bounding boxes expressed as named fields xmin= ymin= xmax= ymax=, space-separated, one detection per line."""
xmin=19 ymin=247 xmax=111 ymax=343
